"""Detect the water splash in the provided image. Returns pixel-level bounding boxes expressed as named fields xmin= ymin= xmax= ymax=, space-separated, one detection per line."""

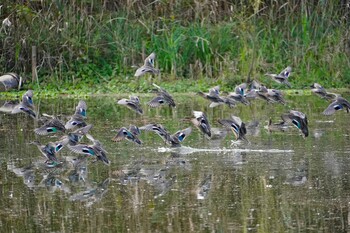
xmin=157 ymin=146 xmax=294 ymax=154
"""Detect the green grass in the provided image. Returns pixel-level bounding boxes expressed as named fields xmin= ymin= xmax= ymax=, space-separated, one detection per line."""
xmin=1 ymin=1 xmax=349 ymax=93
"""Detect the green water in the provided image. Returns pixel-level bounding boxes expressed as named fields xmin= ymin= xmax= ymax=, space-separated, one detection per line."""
xmin=0 ymin=94 xmax=350 ymax=232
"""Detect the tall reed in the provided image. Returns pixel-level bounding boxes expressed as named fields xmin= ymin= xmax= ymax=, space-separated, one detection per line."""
xmin=0 ymin=1 xmax=349 ymax=91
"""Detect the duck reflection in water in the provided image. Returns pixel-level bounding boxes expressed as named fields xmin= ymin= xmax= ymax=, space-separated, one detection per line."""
xmin=38 ymin=170 xmax=71 ymax=194
xmin=7 ymin=163 xmax=36 ymax=189
xmin=114 ymin=152 xmax=192 ymax=199
xmin=7 ymin=156 xmax=110 ymax=206
xmin=69 ymin=178 xmax=110 ymax=207
xmin=196 ymin=174 xmax=212 ymax=200
xmin=64 ymin=156 xmax=89 ymax=184
xmin=284 ymin=159 xmax=308 ymax=186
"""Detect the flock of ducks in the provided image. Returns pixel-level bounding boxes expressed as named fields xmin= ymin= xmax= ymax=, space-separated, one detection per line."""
xmin=2 ymin=52 xmax=350 ymax=169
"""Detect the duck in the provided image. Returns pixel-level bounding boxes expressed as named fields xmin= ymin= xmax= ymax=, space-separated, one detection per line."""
xmin=148 ymin=83 xmax=176 ymax=108
xmin=249 ymin=80 xmax=262 ymax=90
xmin=266 ymin=89 xmax=286 ymax=105
xmin=266 ymin=66 xmax=292 ymax=87
xmin=198 ymin=86 xmax=225 ymax=108
xmin=234 ymin=83 xmax=248 ymax=95
xmin=68 ymin=134 xmax=110 ymax=165
xmin=139 ymin=124 xmax=191 ymax=147
xmin=139 ymin=123 xmax=171 ymax=144
xmin=222 ymin=97 xmax=237 ymax=108
xmin=117 ymin=96 xmax=143 ymax=114
xmin=75 ymin=100 xmax=87 ymax=117
xmin=191 ymin=111 xmax=211 ymax=138
xmin=112 ymin=125 xmax=142 ymax=145
xmin=168 ymin=127 xmax=192 ymax=147
xmin=63 ymin=124 xmax=93 ymax=146
xmin=257 ymin=85 xmax=286 ymax=104
xmin=322 ymin=96 xmax=350 ymax=115
xmin=31 ymin=141 xmax=59 ymax=163
xmin=65 ymin=100 xmax=88 ymax=130
xmin=0 ymin=100 xmax=19 ymax=113
xmin=225 ymin=93 xmax=250 ymax=106
xmin=31 ymin=138 xmax=68 ymax=164
xmin=223 ymin=83 xmax=250 ymax=106
xmin=65 ymin=113 xmax=87 ymax=130
xmin=12 ymin=90 xmax=36 ymax=118
xmin=265 ymin=118 xmax=289 ymax=132
xmin=310 ymin=83 xmax=338 ymax=101
xmin=255 ymin=85 xmax=274 ymax=103
xmin=134 ymin=52 xmax=160 ymax=77
xmin=281 ymin=110 xmax=308 ymax=137
xmin=218 ymin=115 xmax=248 ymax=141
xmin=35 ymin=117 xmax=66 ymax=135
xmin=243 ymin=80 xmax=263 ymax=100
xmin=244 ymin=89 xmax=258 ymax=100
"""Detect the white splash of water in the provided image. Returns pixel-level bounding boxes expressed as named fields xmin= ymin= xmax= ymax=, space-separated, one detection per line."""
xmin=157 ymin=146 xmax=294 ymax=154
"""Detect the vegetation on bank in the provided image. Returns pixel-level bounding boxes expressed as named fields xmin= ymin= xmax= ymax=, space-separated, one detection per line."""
xmin=1 ymin=1 xmax=350 ymax=93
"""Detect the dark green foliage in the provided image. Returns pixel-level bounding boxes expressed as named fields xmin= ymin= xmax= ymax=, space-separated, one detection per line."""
xmin=1 ymin=1 xmax=349 ymax=92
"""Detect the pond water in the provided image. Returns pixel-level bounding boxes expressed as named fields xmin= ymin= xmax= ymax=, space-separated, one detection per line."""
xmin=0 ymin=92 xmax=350 ymax=232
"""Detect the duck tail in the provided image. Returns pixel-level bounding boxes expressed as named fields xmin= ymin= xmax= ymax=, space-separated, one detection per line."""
xmin=197 ymin=91 xmax=206 ymax=97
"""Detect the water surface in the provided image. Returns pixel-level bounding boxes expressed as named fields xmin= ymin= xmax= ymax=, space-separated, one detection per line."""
xmin=0 ymin=93 xmax=350 ymax=232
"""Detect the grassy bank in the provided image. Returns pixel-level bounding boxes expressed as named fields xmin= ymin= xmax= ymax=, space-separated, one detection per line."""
xmin=1 ymin=1 xmax=350 ymax=93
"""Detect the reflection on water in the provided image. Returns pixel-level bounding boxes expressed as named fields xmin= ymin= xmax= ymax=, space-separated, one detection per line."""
xmin=1 ymin=94 xmax=350 ymax=232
